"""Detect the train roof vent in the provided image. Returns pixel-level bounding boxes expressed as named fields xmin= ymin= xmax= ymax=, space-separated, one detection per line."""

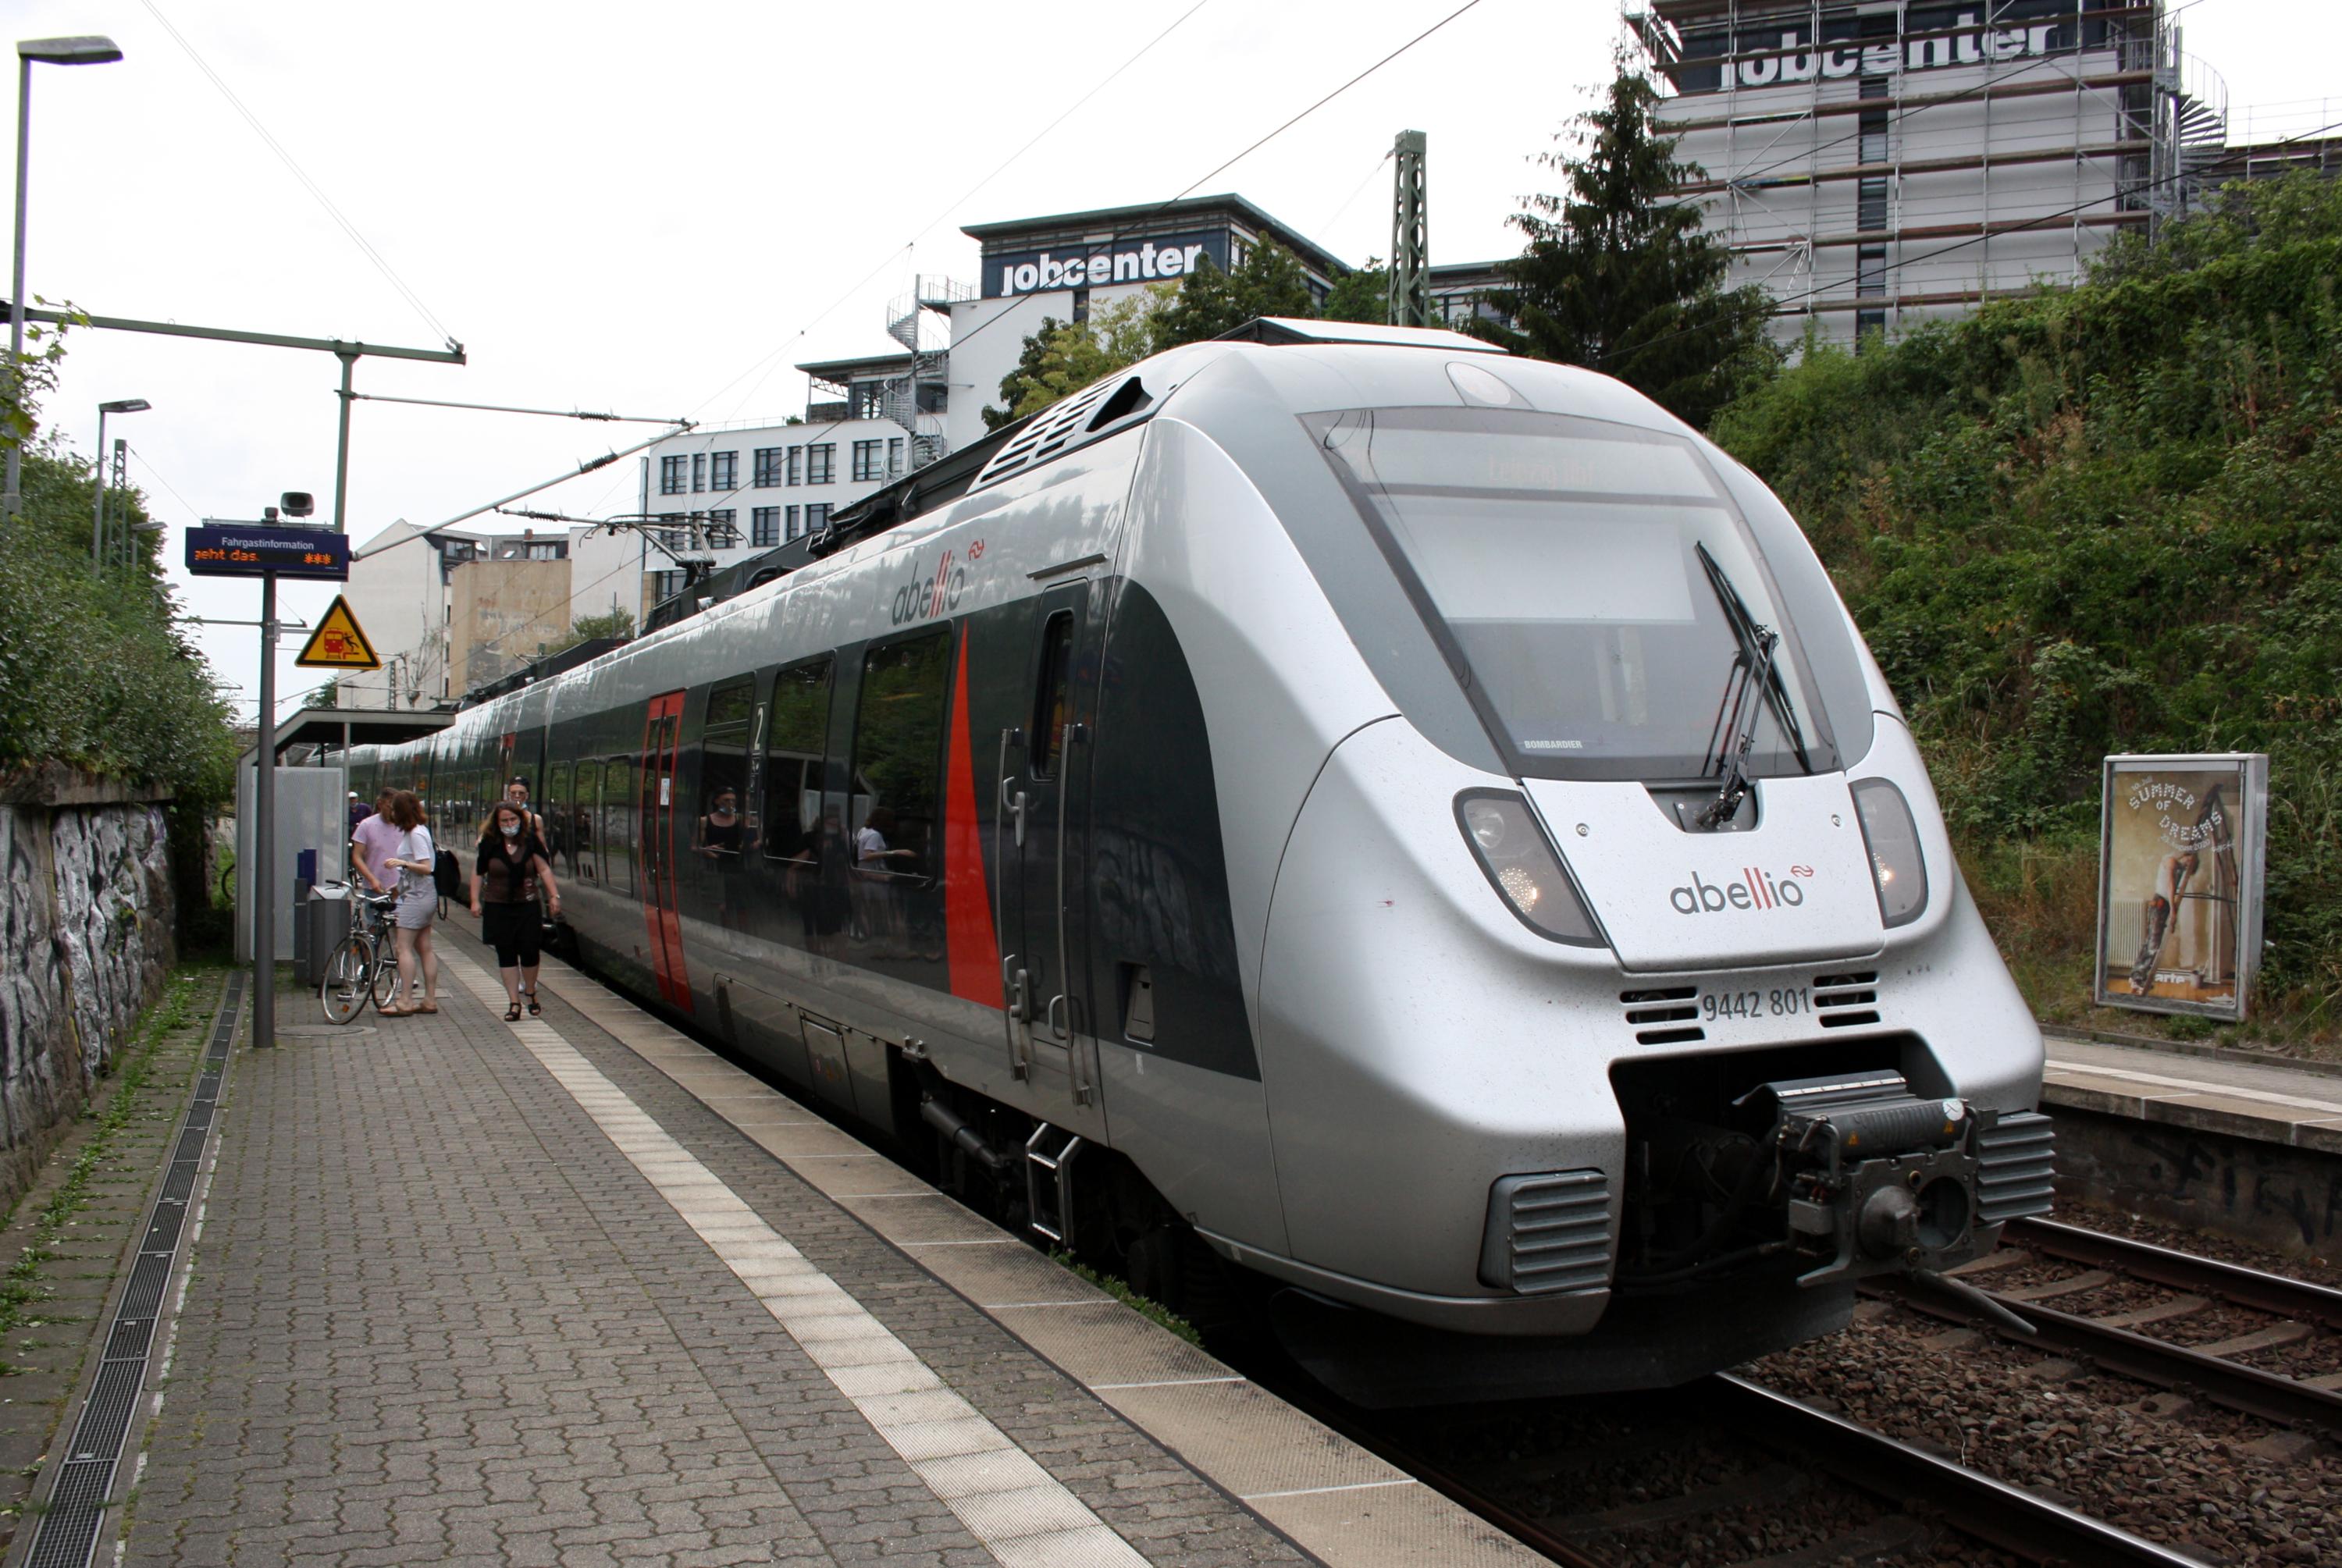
xmin=1215 ymin=316 xmax=1507 ymax=353
xmin=972 ymin=372 xmax=1151 ymax=492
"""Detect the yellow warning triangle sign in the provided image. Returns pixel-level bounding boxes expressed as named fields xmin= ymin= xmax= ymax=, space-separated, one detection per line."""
xmin=296 ymin=595 xmax=381 ymax=670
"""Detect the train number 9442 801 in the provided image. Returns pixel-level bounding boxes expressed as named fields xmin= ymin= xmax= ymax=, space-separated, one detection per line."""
xmin=1701 ymin=987 xmax=1810 ymax=1022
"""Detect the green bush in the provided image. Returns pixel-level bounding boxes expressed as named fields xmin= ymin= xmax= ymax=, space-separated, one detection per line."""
xmin=1712 ymin=172 xmax=2342 ymax=1023
xmin=0 ymin=442 xmax=238 ymax=803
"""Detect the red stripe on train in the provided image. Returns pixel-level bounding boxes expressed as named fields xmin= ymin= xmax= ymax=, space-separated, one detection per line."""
xmin=943 ymin=633 xmax=1005 ymax=1008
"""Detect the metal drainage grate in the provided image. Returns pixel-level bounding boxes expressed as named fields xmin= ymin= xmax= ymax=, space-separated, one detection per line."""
xmin=102 ymin=1318 xmax=153 ymax=1363
xmin=69 ymin=1361 xmax=144 ymax=1462
xmin=25 ymin=1459 xmax=113 ymax=1568
xmin=21 ymin=970 xmax=244 ymax=1568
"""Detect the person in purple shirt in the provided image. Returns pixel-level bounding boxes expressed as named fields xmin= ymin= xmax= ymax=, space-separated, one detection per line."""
xmin=350 ymin=790 xmax=403 ymax=894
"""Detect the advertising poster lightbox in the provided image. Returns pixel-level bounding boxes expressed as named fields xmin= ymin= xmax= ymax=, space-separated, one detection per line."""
xmin=2095 ymin=753 xmax=2268 ymax=1022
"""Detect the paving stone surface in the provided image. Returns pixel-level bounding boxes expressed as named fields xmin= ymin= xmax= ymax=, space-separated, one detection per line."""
xmin=117 ymin=940 xmax=1306 ymax=1568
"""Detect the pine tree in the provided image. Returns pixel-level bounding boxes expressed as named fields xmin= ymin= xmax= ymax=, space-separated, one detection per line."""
xmin=1488 ymin=66 xmax=1780 ymax=428
xmin=1146 ymin=241 xmax=1318 ymax=350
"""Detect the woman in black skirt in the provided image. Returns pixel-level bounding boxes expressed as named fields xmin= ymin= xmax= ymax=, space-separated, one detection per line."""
xmin=471 ymin=802 xmax=561 ymax=1020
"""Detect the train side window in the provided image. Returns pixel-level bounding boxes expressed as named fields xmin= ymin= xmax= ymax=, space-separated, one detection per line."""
xmin=604 ymin=758 xmax=635 ymax=897
xmin=699 ymin=678 xmax=757 ymax=868
xmin=547 ymin=763 xmax=573 ymax=876
xmin=761 ymin=659 xmax=832 ymax=865
xmin=850 ymin=633 xmax=952 ymax=959
xmin=1031 ymin=611 xmax=1075 ymax=780
xmin=574 ymin=762 xmax=600 ymax=883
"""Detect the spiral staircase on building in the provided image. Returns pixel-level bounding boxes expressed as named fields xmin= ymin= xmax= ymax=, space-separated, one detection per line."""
xmin=881 ymin=276 xmax=971 ymax=472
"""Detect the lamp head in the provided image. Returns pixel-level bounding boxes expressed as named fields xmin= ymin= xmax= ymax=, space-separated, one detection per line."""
xmin=16 ymin=36 xmax=123 ymax=66
xmin=98 ymin=398 xmax=149 ymax=414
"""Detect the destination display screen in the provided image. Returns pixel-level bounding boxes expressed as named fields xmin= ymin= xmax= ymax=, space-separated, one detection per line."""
xmin=184 ymin=523 xmax=349 ymax=580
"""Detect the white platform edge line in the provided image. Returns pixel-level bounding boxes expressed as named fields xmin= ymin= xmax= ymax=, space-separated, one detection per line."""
xmin=440 ymin=949 xmax=1147 ymax=1568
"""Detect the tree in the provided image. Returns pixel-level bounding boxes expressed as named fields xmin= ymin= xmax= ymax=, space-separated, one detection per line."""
xmin=1484 ymin=66 xmax=1780 ymax=428
xmin=0 ymin=427 xmax=238 ymax=801
xmin=1321 ymin=259 xmax=1392 ymax=325
xmin=1148 ymin=241 xmax=1318 ymax=350
xmin=536 ymin=606 xmax=635 ymax=661
xmin=983 ymin=315 xmax=1068 ymax=432
xmin=987 ymin=289 xmax=1173 ymax=427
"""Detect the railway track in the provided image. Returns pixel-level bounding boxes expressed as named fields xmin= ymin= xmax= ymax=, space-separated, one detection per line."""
xmin=1871 ymin=1216 xmax=2342 ymax=1438
xmin=1276 ymin=1368 xmax=2200 ymax=1566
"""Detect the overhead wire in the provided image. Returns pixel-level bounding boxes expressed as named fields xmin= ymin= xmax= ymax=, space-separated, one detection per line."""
xmin=138 ymin=0 xmax=459 ymax=350
xmin=545 ymin=2 xmax=1216 ymax=526
xmin=939 ymin=0 xmax=1492 ymax=370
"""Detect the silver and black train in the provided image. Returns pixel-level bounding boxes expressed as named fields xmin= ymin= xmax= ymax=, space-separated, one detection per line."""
xmin=350 ymin=318 xmax=2054 ymax=1403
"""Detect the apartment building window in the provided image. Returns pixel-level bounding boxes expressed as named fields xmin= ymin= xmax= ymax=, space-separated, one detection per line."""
xmin=785 ymin=505 xmax=801 ymax=540
xmin=852 ymin=382 xmax=887 ymax=421
xmin=753 ymin=446 xmax=784 ymax=487
xmin=710 ymin=450 xmax=738 ymax=491
xmin=691 ymin=453 xmax=707 ymax=492
xmin=786 ymin=446 xmax=803 ymax=486
xmin=650 ymin=569 xmax=687 ymax=603
xmin=888 ymin=437 xmax=906 ymax=478
xmin=805 ymin=503 xmax=831 ymax=535
xmin=657 ymin=512 xmax=687 ymax=550
xmin=659 ymin=455 xmax=687 ymax=495
xmin=707 ymin=508 xmax=737 ymax=545
xmin=806 ymin=444 xmax=835 ymax=485
xmin=852 ymin=440 xmax=883 ymax=482
xmin=1855 ymin=243 xmax=1888 ymax=352
xmin=1856 ymin=76 xmax=1890 ymax=235
xmin=752 ymin=507 xmax=780 ymax=547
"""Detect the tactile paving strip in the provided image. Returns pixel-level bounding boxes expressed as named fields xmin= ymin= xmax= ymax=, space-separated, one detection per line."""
xmin=19 ymin=971 xmax=245 ymax=1568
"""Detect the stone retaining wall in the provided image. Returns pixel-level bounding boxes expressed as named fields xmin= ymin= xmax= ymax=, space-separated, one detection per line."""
xmin=0 ymin=775 xmax=175 ymax=1207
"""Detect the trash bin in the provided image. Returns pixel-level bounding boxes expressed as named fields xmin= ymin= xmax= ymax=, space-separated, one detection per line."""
xmin=301 ymin=882 xmax=350 ymax=988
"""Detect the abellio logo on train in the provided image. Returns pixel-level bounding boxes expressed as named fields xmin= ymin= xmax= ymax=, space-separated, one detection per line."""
xmin=1671 ymin=865 xmax=1816 ymax=916
xmin=890 ymin=548 xmax=970 ymax=625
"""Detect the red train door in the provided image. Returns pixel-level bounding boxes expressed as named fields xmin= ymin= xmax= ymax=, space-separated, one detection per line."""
xmin=641 ymin=692 xmax=692 ymax=1011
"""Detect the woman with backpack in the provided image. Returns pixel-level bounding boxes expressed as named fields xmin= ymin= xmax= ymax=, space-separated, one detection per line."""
xmin=470 ymin=802 xmax=560 ymax=1020
xmin=376 ymin=789 xmax=443 ymax=1016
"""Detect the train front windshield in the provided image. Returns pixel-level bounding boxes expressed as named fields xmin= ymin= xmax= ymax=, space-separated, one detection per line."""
xmin=1311 ymin=407 xmax=1854 ymax=784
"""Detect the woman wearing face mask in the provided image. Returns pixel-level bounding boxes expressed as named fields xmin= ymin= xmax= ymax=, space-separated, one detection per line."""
xmin=471 ymin=802 xmax=561 ymax=1020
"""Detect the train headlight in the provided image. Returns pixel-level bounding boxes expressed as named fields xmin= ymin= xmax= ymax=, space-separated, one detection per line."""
xmin=1454 ymin=791 xmax=1604 ymax=946
xmin=1850 ymin=778 xmax=1928 ymax=928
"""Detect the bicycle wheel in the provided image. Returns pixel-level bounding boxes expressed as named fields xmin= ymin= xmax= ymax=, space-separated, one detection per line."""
xmin=370 ymin=945 xmax=402 ymax=1011
xmin=320 ymin=937 xmax=372 ymax=1025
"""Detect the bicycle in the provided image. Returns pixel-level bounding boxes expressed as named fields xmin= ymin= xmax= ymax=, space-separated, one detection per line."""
xmin=319 ymin=882 xmax=403 ymax=1025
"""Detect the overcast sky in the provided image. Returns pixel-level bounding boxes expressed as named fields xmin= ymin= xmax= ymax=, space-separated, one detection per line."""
xmin=10 ymin=0 xmax=2326 ymax=724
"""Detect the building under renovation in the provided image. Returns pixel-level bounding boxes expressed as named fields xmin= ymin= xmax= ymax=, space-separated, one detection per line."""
xmin=1632 ymin=0 xmax=2228 ymax=347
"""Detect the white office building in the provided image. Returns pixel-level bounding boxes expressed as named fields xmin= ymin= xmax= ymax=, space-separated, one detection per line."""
xmin=1633 ymin=0 xmax=2226 ymax=347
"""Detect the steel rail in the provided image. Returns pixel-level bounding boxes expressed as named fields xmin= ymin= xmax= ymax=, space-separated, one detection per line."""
xmin=1877 ymin=1279 xmax=2342 ymax=1438
xmin=2006 ymin=1218 xmax=2342 ymax=1331
xmin=1703 ymin=1374 xmax=2204 ymax=1567
xmin=1259 ymin=1358 xmax=2193 ymax=1567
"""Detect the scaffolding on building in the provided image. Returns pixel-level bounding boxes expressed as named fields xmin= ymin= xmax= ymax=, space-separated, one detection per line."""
xmin=1625 ymin=1 xmax=2225 ymax=346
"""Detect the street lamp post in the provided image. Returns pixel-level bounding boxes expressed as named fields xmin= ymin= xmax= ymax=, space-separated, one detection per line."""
xmin=6 ymin=34 xmax=121 ymax=517
xmin=90 ymin=394 xmax=147 ymax=567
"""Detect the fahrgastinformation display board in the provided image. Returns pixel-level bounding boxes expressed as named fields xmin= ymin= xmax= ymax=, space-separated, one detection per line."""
xmin=2095 ymin=754 xmax=2269 ymax=1022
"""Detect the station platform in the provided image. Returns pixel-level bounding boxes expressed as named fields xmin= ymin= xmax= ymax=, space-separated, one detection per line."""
xmin=90 ymin=933 xmax=1539 ymax=1568
xmin=2042 ymin=1032 xmax=2342 ymax=1157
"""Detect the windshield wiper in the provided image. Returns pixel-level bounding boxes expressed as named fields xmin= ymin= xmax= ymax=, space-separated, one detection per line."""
xmin=1695 ymin=544 xmax=1810 ymax=829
